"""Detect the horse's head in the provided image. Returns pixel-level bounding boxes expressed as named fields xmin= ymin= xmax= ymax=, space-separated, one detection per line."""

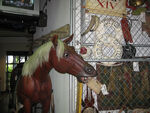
xmin=50 ymin=34 xmax=97 ymax=83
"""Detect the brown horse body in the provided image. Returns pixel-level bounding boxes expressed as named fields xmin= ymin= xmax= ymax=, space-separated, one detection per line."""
xmin=17 ymin=64 xmax=52 ymax=113
xmin=17 ymin=35 xmax=97 ymax=113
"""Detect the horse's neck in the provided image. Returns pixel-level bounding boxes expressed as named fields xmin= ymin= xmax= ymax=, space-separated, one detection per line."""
xmin=33 ymin=61 xmax=53 ymax=81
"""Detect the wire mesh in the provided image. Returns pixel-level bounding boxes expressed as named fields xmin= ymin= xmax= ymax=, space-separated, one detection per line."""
xmin=73 ymin=0 xmax=150 ymax=112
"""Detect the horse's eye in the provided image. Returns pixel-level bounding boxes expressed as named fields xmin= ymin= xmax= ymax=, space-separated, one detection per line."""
xmin=64 ymin=53 xmax=69 ymax=58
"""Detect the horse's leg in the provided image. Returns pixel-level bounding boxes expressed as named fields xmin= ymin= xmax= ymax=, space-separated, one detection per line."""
xmin=23 ymin=98 xmax=32 ymax=113
xmin=42 ymin=96 xmax=51 ymax=113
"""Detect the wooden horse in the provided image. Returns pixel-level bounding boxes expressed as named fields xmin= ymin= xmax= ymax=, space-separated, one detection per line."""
xmin=16 ymin=34 xmax=97 ymax=113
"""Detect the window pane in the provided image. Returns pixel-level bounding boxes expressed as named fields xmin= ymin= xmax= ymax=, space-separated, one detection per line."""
xmin=15 ymin=56 xmax=19 ymax=63
xmin=8 ymin=55 xmax=13 ymax=63
xmin=8 ymin=73 xmax=11 ymax=81
xmin=14 ymin=64 xmax=17 ymax=69
xmin=20 ymin=56 xmax=25 ymax=63
xmin=8 ymin=64 xmax=13 ymax=72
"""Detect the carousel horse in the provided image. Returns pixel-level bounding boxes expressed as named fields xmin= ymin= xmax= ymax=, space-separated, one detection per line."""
xmin=16 ymin=34 xmax=97 ymax=113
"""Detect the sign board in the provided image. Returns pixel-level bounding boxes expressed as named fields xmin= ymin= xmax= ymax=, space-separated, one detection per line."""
xmin=85 ymin=0 xmax=127 ymax=17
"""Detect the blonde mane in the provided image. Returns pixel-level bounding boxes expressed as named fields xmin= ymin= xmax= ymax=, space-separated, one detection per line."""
xmin=22 ymin=39 xmax=65 ymax=77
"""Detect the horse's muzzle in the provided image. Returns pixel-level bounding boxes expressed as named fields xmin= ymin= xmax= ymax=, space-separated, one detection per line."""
xmin=77 ymin=65 xmax=97 ymax=83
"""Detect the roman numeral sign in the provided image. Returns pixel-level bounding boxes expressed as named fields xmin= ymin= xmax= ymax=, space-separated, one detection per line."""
xmin=97 ymin=0 xmax=119 ymax=9
xmin=85 ymin=0 xmax=126 ymax=17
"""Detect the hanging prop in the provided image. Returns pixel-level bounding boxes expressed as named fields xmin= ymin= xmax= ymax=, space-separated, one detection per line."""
xmin=96 ymin=62 xmax=150 ymax=110
xmin=85 ymin=18 xmax=123 ymax=66
xmin=122 ymin=43 xmax=136 ymax=59
xmin=85 ymin=0 xmax=127 ymax=17
xmin=126 ymin=0 xmax=137 ymax=10
xmin=95 ymin=18 xmax=123 ymax=43
xmin=132 ymin=108 xmax=150 ymax=113
xmin=81 ymin=18 xmax=124 ymax=64
xmin=121 ymin=16 xmax=136 ymax=59
xmin=93 ymin=34 xmax=123 ymax=66
xmin=126 ymin=0 xmax=148 ymax=15
xmin=132 ymin=7 xmax=147 ymax=15
xmin=141 ymin=65 xmax=150 ymax=93
xmin=142 ymin=13 xmax=150 ymax=36
xmin=121 ymin=17 xmax=133 ymax=43
xmin=86 ymin=78 xmax=102 ymax=94
xmin=80 ymin=46 xmax=92 ymax=59
xmin=107 ymin=69 xmax=116 ymax=92
xmin=86 ymin=78 xmax=109 ymax=95
xmin=123 ymin=66 xmax=132 ymax=101
xmin=81 ymin=86 xmax=98 ymax=113
xmin=81 ymin=15 xmax=99 ymax=36
xmin=128 ymin=0 xmax=146 ymax=7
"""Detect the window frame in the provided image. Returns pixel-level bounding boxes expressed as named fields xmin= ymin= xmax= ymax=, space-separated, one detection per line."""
xmin=6 ymin=51 xmax=29 ymax=92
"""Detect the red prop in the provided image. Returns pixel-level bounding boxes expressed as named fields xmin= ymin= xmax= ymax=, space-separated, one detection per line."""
xmin=82 ymin=86 xmax=98 ymax=113
xmin=121 ymin=17 xmax=133 ymax=43
xmin=16 ymin=34 xmax=97 ymax=113
xmin=80 ymin=47 xmax=87 ymax=54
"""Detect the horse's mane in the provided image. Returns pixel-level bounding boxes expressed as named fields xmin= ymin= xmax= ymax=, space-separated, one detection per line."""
xmin=22 ymin=39 xmax=64 ymax=77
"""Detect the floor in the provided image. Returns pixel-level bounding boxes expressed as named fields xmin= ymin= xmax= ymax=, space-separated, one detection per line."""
xmin=0 ymin=92 xmax=44 ymax=113
xmin=0 ymin=92 xmax=10 ymax=113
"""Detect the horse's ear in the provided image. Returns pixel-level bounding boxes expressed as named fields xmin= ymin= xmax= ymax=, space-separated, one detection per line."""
xmin=51 ymin=35 xmax=58 ymax=48
xmin=63 ymin=34 xmax=74 ymax=44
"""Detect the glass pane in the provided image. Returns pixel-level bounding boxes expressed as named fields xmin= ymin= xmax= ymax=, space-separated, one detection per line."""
xmin=8 ymin=55 xmax=13 ymax=63
xmin=8 ymin=64 xmax=13 ymax=72
xmin=20 ymin=56 xmax=25 ymax=63
xmin=15 ymin=56 xmax=19 ymax=63
xmin=13 ymin=64 xmax=17 ymax=69
xmin=8 ymin=73 xmax=11 ymax=81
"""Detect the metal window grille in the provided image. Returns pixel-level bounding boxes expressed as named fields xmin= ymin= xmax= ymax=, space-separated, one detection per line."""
xmin=72 ymin=0 xmax=150 ymax=112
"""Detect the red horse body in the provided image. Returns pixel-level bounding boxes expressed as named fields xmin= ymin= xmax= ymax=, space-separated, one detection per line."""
xmin=16 ymin=34 xmax=97 ymax=113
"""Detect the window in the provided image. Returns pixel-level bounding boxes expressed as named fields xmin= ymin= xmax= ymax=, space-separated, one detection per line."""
xmin=6 ymin=51 xmax=29 ymax=92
